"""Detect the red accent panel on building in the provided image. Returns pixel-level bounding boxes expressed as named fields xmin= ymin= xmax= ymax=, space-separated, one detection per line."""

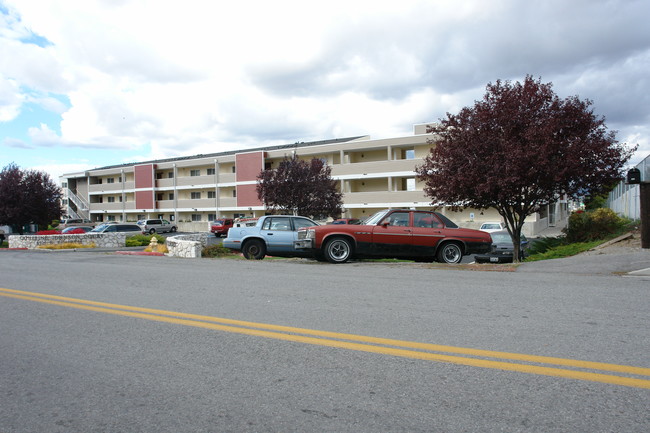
xmin=135 ymin=190 xmax=154 ymax=210
xmin=236 ymin=152 xmax=265 ymax=182
xmin=135 ymin=164 xmax=154 ymax=188
xmin=237 ymin=184 xmax=262 ymax=207
xmin=135 ymin=164 xmax=155 ymax=209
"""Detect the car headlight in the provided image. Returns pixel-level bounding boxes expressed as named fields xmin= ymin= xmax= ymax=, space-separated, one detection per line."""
xmin=298 ymin=228 xmax=316 ymax=240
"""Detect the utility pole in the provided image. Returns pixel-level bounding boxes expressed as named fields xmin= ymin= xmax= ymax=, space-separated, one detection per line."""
xmin=627 ymin=167 xmax=648 ymax=249
xmin=641 ymin=182 xmax=649 ymax=249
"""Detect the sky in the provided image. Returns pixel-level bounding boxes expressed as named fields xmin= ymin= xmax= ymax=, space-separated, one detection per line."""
xmin=1 ymin=0 xmax=649 ymax=184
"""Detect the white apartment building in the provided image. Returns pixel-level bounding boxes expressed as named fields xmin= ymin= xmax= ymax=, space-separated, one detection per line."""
xmin=60 ymin=124 xmax=564 ymax=235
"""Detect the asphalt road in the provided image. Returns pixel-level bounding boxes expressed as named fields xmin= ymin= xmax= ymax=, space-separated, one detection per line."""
xmin=1 ymin=250 xmax=649 ymax=432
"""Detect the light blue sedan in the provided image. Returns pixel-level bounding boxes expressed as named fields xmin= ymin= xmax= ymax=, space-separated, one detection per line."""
xmin=223 ymin=215 xmax=319 ymax=260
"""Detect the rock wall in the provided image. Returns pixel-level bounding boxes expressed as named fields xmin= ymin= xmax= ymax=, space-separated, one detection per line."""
xmin=166 ymin=233 xmax=209 ymax=258
xmin=8 ymin=233 xmax=127 ymax=249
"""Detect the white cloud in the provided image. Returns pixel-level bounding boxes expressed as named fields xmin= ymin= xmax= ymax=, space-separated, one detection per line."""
xmin=1 ymin=0 xmax=648 ymax=176
xmin=0 ymin=74 xmax=22 ymax=121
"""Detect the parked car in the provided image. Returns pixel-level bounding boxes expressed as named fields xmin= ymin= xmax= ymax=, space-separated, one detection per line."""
xmin=61 ymin=226 xmax=94 ymax=234
xmin=210 ymin=218 xmax=234 ymax=237
xmin=59 ymin=218 xmax=95 ymax=230
xmin=136 ymin=219 xmax=177 ymax=234
xmin=479 ymin=222 xmax=506 ymax=233
xmin=294 ymin=209 xmax=492 ymax=264
xmin=328 ymin=218 xmax=361 ymax=225
xmin=223 ymin=215 xmax=319 ymax=260
xmin=90 ymin=223 xmax=143 ymax=233
xmin=474 ymin=230 xmax=529 ymax=263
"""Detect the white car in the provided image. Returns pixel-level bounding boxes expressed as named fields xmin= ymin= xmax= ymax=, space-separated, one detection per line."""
xmin=479 ymin=222 xmax=506 ymax=233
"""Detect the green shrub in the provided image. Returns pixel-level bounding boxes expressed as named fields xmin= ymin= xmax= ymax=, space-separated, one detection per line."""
xmin=525 ymin=240 xmax=603 ymax=261
xmin=202 ymin=244 xmax=237 ymax=258
xmin=126 ymin=234 xmax=165 ymax=247
xmin=563 ymin=208 xmax=628 ymax=243
xmin=527 ymin=236 xmax=567 ymax=255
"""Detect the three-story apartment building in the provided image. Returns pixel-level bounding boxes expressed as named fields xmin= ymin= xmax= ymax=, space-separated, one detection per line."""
xmin=60 ymin=124 xmax=565 ymax=235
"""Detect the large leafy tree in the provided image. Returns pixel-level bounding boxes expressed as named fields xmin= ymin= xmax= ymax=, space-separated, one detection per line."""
xmin=257 ymin=155 xmax=343 ymax=218
xmin=0 ymin=163 xmax=63 ymax=233
xmin=415 ymin=76 xmax=636 ymax=261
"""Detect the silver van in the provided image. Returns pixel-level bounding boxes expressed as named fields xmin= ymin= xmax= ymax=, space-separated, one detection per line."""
xmin=136 ymin=219 xmax=178 ymax=234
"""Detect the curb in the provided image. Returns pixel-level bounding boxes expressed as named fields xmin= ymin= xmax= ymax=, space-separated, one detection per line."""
xmin=114 ymin=251 xmax=165 ymax=256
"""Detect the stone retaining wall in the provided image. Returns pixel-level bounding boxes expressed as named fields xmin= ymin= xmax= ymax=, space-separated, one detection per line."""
xmin=166 ymin=233 xmax=209 ymax=258
xmin=8 ymin=233 xmax=127 ymax=249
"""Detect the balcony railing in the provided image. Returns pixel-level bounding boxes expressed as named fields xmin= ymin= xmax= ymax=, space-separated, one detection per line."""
xmin=342 ymin=190 xmax=429 ymax=206
xmin=89 ymin=202 xmax=135 ymax=211
xmin=88 ymin=181 xmax=134 ymax=193
xmin=331 ymin=159 xmax=419 ymax=177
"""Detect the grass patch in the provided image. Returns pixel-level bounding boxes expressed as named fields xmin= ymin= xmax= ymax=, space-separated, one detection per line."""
xmin=144 ymin=244 xmax=169 ymax=253
xmin=37 ymin=242 xmax=97 ymax=250
xmin=202 ymin=244 xmax=238 ymax=258
xmin=524 ymin=239 xmax=604 ymax=261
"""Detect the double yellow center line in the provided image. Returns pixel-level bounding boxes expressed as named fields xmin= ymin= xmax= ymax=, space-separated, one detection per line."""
xmin=2 ymin=287 xmax=649 ymax=389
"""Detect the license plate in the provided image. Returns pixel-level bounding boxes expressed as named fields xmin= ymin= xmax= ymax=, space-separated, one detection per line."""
xmin=489 ymin=257 xmax=499 ymax=263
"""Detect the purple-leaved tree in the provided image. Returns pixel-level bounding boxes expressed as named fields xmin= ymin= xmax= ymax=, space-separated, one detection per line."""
xmin=257 ymin=155 xmax=343 ymax=219
xmin=415 ymin=76 xmax=636 ymax=262
xmin=0 ymin=163 xmax=63 ymax=234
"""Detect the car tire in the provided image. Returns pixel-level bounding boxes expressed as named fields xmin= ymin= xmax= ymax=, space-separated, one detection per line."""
xmin=149 ymin=228 xmax=156 ymax=235
xmin=436 ymin=242 xmax=463 ymax=264
xmin=171 ymin=226 xmax=177 ymax=232
xmin=323 ymin=237 xmax=352 ymax=264
xmin=242 ymin=239 xmax=266 ymax=260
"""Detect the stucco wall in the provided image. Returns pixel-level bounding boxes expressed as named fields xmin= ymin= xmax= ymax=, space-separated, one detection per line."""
xmin=8 ymin=233 xmax=127 ymax=249
xmin=166 ymin=233 xmax=209 ymax=258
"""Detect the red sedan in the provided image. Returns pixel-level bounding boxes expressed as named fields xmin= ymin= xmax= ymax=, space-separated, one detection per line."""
xmin=295 ymin=209 xmax=492 ymax=264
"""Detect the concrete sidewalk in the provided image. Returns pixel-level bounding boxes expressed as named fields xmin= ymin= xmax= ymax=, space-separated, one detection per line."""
xmin=519 ymin=244 xmax=650 ymax=277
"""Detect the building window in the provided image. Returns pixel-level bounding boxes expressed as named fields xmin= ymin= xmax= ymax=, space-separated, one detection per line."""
xmin=168 ymin=193 xmax=174 ymax=200
xmin=168 ymin=172 xmax=174 ymax=178
xmin=232 ymin=189 xmax=237 ymax=198
xmin=207 ymin=191 xmax=216 ymax=199
xmin=232 ymin=166 xmax=236 ymax=173
xmin=118 ymin=177 xmax=122 ymax=182
xmin=190 ymin=169 xmax=200 ymax=177
xmin=169 ymin=215 xmax=175 ymax=221
xmin=107 ymin=196 xmax=115 ymax=203
xmin=191 ymin=192 xmax=201 ymax=199
xmin=405 ymin=149 xmax=415 ymax=160
xmin=191 ymin=214 xmax=201 ymax=222
xmin=107 ymin=178 xmax=114 ymax=183
xmin=156 ymin=173 xmax=163 ymax=179
xmin=207 ymin=168 xmax=215 ymax=175
xmin=62 ymin=182 xmax=67 ymax=188
xmin=107 ymin=215 xmax=116 ymax=221
xmin=119 ymin=195 xmax=123 ymax=202
xmin=207 ymin=213 xmax=216 ymax=221
xmin=157 ymin=193 xmax=163 ymax=201
xmin=406 ymin=178 xmax=416 ymax=191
